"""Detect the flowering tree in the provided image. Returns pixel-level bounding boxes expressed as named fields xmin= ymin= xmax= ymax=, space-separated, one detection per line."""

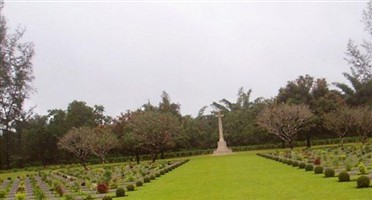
xmin=88 ymin=126 xmax=119 ymax=164
xmin=58 ymin=127 xmax=91 ymax=170
xmin=129 ymin=111 xmax=180 ymax=162
xmin=323 ymin=107 xmax=355 ymax=147
xmin=256 ymin=104 xmax=314 ymax=149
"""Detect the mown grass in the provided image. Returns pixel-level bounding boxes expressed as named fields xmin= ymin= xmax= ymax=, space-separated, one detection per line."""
xmin=1 ymin=150 xmax=371 ymax=199
xmin=124 ymin=151 xmax=371 ymax=200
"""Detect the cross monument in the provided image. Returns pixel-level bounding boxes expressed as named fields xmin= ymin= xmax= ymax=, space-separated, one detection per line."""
xmin=213 ymin=112 xmax=232 ymax=155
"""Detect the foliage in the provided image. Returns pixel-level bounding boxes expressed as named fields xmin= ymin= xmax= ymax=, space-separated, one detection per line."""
xmin=87 ymin=126 xmax=119 ymax=164
xmin=54 ymin=184 xmax=64 ymax=197
xmin=256 ymin=104 xmax=314 ymax=149
xmin=0 ymin=190 xmax=5 ymax=198
xmin=356 ymin=175 xmax=370 ymax=188
xmin=338 ymin=171 xmax=350 ymax=182
xmin=127 ymin=184 xmax=135 ymax=191
xmin=299 ymin=162 xmax=306 ymax=169
xmin=129 ymin=111 xmax=181 ymax=162
xmin=323 ymin=107 xmax=355 ymax=147
xmin=313 ymin=157 xmax=321 ymax=165
xmin=101 ymin=196 xmax=112 ymax=200
xmin=15 ymin=193 xmax=26 ymax=200
xmin=136 ymin=180 xmax=143 ymax=187
xmin=314 ymin=166 xmax=323 ymax=174
xmin=358 ymin=162 xmax=368 ymax=174
xmin=116 ymin=187 xmax=125 ymax=197
xmin=97 ymin=183 xmax=109 ymax=194
xmin=305 ymin=164 xmax=314 ymax=171
xmin=143 ymin=177 xmax=150 ymax=183
xmin=324 ymin=168 xmax=335 ymax=177
xmin=57 ymin=127 xmax=92 ymax=170
xmin=84 ymin=194 xmax=94 ymax=200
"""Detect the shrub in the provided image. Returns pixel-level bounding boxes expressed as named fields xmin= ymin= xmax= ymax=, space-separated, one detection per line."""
xmin=286 ymin=160 xmax=292 ymax=165
xmin=292 ymin=161 xmax=299 ymax=167
xmin=84 ymin=194 xmax=94 ymax=200
xmin=324 ymin=168 xmax=335 ymax=177
xmin=150 ymin=175 xmax=156 ymax=180
xmin=110 ymin=182 xmax=117 ymax=189
xmin=116 ymin=187 xmax=125 ymax=197
xmin=16 ymin=186 xmax=25 ymax=193
xmin=299 ymin=162 xmax=306 ymax=169
xmin=64 ymin=194 xmax=74 ymax=200
xmin=0 ymin=190 xmax=5 ymax=198
xmin=97 ymin=183 xmax=109 ymax=194
xmin=314 ymin=166 xmax=323 ymax=174
xmin=143 ymin=177 xmax=150 ymax=183
xmin=338 ymin=171 xmax=350 ymax=182
xmin=136 ymin=180 xmax=143 ymax=187
xmin=102 ymin=196 xmax=112 ymax=200
xmin=305 ymin=164 xmax=314 ymax=171
xmin=357 ymin=176 xmax=370 ymax=188
xmin=126 ymin=184 xmax=135 ymax=191
xmin=15 ymin=193 xmax=26 ymax=200
xmin=358 ymin=162 xmax=368 ymax=174
xmin=155 ymin=173 xmax=161 ymax=177
xmin=313 ymin=157 xmax=321 ymax=165
xmin=54 ymin=184 xmax=64 ymax=197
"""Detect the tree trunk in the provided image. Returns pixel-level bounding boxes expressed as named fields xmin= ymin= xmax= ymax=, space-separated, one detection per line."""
xmin=340 ymin=137 xmax=344 ymax=147
xmin=160 ymin=150 xmax=165 ymax=159
xmin=306 ymin=133 xmax=311 ymax=149
xmin=81 ymin=159 xmax=88 ymax=170
xmin=281 ymin=140 xmax=285 ymax=148
xmin=4 ymin=131 xmax=10 ymax=169
xmin=100 ymin=156 xmax=105 ymax=165
xmin=135 ymin=153 xmax=140 ymax=164
xmin=151 ymin=153 xmax=158 ymax=163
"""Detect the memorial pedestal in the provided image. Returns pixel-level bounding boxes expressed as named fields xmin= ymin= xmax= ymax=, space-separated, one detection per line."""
xmin=213 ymin=140 xmax=232 ymax=155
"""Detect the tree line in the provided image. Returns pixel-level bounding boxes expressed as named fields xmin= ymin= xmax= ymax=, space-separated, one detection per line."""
xmin=1 ymin=1 xmax=372 ymax=169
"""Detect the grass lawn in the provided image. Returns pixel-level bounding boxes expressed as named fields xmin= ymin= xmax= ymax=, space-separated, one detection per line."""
xmin=125 ymin=151 xmax=371 ymax=200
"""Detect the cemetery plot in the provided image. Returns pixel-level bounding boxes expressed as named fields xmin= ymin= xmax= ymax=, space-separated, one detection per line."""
xmin=0 ymin=159 xmax=189 ymax=200
xmin=258 ymin=144 xmax=372 ymax=188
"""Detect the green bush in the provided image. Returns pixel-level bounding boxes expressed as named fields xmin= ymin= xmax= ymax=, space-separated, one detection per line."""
xmin=357 ymin=176 xmax=370 ymax=188
xmin=116 ymin=187 xmax=125 ymax=197
xmin=286 ymin=160 xmax=293 ymax=165
xmin=314 ymin=166 xmax=323 ymax=174
xmin=324 ymin=168 xmax=335 ymax=177
xmin=0 ymin=190 xmax=5 ymax=198
xmin=102 ymin=196 xmax=112 ymax=200
xmin=150 ymin=175 xmax=156 ymax=180
xmin=126 ymin=184 xmax=135 ymax=191
xmin=63 ymin=194 xmax=74 ymax=200
xmin=143 ymin=177 xmax=150 ymax=183
xmin=15 ymin=193 xmax=26 ymax=200
xmin=358 ymin=162 xmax=368 ymax=174
xmin=136 ymin=180 xmax=143 ymax=187
xmin=305 ymin=164 xmax=314 ymax=171
xmin=299 ymin=162 xmax=306 ymax=169
xmin=338 ymin=171 xmax=350 ymax=182
xmin=292 ymin=161 xmax=299 ymax=167
xmin=84 ymin=194 xmax=94 ymax=200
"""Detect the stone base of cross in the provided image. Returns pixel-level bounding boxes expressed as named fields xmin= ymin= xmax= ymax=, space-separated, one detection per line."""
xmin=213 ymin=141 xmax=232 ymax=155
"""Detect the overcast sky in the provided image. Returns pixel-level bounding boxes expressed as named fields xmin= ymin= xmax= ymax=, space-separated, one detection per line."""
xmin=3 ymin=1 xmax=368 ymax=117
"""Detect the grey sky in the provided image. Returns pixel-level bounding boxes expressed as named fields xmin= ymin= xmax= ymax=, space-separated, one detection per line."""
xmin=3 ymin=1 xmax=368 ymax=117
